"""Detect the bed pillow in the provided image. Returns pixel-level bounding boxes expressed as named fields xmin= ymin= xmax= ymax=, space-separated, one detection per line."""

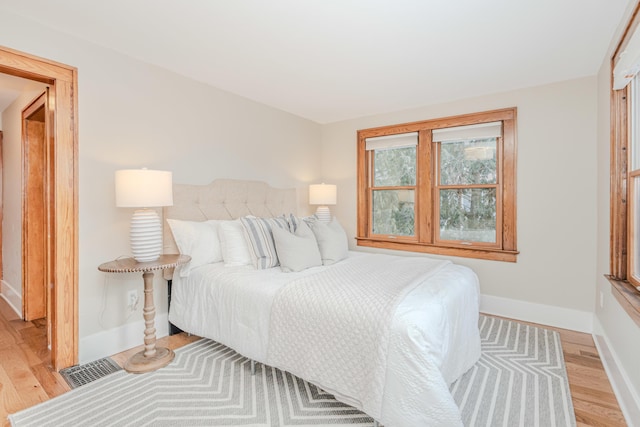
xmin=166 ymin=219 xmax=223 ymax=277
xmin=272 ymin=221 xmax=322 ymax=272
xmin=285 ymin=213 xmax=316 ymax=232
xmin=219 ymin=220 xmax=253 ymax=267
xmin=305 ymin=217 xmax=349 ymax=265
xmin=284 ymin=213 xmax=301 ymax=232
xmin=240 ymin=216 xmax=290 ymax=269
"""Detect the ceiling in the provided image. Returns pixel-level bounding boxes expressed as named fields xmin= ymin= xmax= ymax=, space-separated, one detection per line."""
xmin=0 ymin=0 xmax=633 ymax=123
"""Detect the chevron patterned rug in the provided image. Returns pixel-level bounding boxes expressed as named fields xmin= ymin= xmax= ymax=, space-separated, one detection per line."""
xmin=9 ymin=315 xmax=575 ymax=427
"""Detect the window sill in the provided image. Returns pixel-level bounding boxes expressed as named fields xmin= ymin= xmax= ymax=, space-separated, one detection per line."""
xmin=356 ymin=237 xmax=518 ymax=262
xmin=606 ymin=275 xmax=640 ymax=328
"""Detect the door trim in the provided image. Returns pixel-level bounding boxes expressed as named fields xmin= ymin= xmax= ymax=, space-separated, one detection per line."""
xmin=0 ymin=45 xmax=78 ymax=370
xmin=0 ymin=131 xmax=3 ymax=281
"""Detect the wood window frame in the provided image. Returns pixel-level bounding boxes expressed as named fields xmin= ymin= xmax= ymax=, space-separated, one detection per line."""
xmin=357 ymin=107 xmax=518 ymax=262
xmin=611 ymin=3 xmax=639 ymax=282
xmin=609 ymin=1 xmax=640 ymax=326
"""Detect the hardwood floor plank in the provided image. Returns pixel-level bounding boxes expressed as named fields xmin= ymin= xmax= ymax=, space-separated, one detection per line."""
xmin=562 ymin=341 xmax=602 ymax=358
xmin=0 ymin=365 xmax=24 ymax=422
xmin=566 ymin=364 xmax=613 ymax=388
xmin=573 ymin=399 xmax=627 ymax=426
xmin=0 ymin=348 xmax=49 ymax=408
xmin=15 ymin=342 xmax=44 ymax=368
xmin=0 ymin=300 xmax=19 ymax=322
xmin=28 ymin=363 xmax=69 ymax=398
xmin=564 ymin=352 xmax=606 ymax=370
xmin=570 ymin=384 xmax=621 ymax=408
xmin=557 ymin=329 xmax=597 ymax=347
xmin=7 ymin=319 xmax=30 ymax=332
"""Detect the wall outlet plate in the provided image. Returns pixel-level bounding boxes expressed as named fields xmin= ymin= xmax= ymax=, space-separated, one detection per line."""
xmin=127 ymin=290 xmax=138 ymax=310
xmin=599 ymin=290 xmax=604 ymax=309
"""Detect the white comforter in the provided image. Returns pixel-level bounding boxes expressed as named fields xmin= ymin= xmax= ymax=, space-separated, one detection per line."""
xmin=169 ymin=252 xmax=481 ymax=427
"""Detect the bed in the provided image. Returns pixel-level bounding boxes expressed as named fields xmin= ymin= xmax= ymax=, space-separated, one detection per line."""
xmin=163 ymin=179 xmax=481 ymax=427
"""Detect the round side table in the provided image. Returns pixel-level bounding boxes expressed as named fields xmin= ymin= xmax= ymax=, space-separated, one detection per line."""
xmin=98 ymin=254 xmax=191 ymax=373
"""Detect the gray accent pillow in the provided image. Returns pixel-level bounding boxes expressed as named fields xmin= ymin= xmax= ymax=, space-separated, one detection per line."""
xmin=305 ymin=217 xmax=348 ymax=265
xmin=240 ymin=216 xmax=290 ymax=269
xmin=272 ymin=221 xmax=322 ymax=272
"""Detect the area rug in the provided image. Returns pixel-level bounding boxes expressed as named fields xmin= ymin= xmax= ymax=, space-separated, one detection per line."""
xmin=9 ymin=315 xmax=576 ymax=427
xmin=451 ymin=315 xmax=576 ymax=427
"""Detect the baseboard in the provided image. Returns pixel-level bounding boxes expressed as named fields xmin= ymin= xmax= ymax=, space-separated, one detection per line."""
xmin=79 ymin=313 xmax=169 ymax=365
xmin=0 ymin=279 xmax=22 ymax=318
xmin=593 ymin=318 xmax=640 ymax=427
xmin=480 ymin=294 xmax=593 ymax=333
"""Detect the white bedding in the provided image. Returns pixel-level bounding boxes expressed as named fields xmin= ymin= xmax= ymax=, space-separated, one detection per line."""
xmin=168 ymin=251 xmax=481 ymax=427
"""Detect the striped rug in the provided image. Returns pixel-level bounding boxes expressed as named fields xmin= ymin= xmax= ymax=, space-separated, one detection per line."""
xmin=452 ymin=315 xmax=576 ymax=427
xmin=9 ymin=316 xmax=575 ymax=427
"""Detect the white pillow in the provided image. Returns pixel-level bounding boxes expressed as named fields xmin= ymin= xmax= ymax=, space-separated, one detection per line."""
xmin=305 ymin=217 xmax=349 ymax=265
xmin=166 ymin=219 xmax=222 ymax=277
xmin=219 ymin=220 xmax=253 ymax=267
xmin=272 ymin=221 xmax=322 ymax=272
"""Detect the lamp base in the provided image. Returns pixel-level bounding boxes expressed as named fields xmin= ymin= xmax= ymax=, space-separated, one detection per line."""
xmin=130 ymin=209 xmax=163 ymax=262
xmin=315 ymin=206 xmax=331 ymax=222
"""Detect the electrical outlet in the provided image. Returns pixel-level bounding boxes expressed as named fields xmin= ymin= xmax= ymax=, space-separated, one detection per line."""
xmin=127 ymin=290 xmax=139 ymax=310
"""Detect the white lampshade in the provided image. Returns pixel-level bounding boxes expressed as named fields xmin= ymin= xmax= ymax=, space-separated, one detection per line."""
xmin=115 ymin=169 xmax=173 ymax=262
xmin=309 ymin=183 xmax=337 ymax=205
xmin=115 ymin=169 xmax=173 ymax=207
xmin=309 ymin=183 xmax=337 ymax=222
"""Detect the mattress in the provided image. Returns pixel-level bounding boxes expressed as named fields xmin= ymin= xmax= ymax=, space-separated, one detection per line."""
xmin=168 ymin=251 xmax=481 ymax=426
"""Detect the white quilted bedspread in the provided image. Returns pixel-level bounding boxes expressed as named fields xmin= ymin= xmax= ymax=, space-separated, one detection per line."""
xmin=267 ymin=254 xmax=453 ymax=426
xmin=169 ymin=252 xmax=481 ymax=427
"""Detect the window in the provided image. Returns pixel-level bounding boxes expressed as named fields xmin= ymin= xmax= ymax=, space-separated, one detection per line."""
xmin=610 ymin=2 xmax=640 ymax=286
xmin=629 ymin=76 xmax=640 ymax=286
xmin=357 ymin=108 xmax=518 ymax=262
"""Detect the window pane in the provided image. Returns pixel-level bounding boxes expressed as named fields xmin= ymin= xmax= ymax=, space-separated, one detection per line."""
xmin=632 ymin=77 xmax=640 ymax=170
xmin=440 ymin=138 xmax=497 ymax=185
xmin=439 ymin=188 xmax=496 ymax=243
xmin=633 ymin=177 xmax=640 ymax=281
xmin=374 ymin=146 xmax=416 ymax=187
xmin=372 ymin=189 xmax=415 ymax=236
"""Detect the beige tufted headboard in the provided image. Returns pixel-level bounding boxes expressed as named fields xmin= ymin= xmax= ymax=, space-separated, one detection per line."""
xmin=162 ymin=179 xmax=297 ymax=278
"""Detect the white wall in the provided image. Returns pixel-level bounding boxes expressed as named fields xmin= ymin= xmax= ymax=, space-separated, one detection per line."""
xmin=0 ymin=10 xmax=322 ymax=362
xmin=321 ymin=77 xmax=598 ymax=331
xmin=0 ymin=84 xmax=47 ymax=314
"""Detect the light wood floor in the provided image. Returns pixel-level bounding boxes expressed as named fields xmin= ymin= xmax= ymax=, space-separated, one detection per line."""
xmin=0 ymin=297 xmax=627 ymax=426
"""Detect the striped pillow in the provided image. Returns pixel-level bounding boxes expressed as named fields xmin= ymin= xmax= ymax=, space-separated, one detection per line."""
xmin=240 ymin=216 xmax=291 ymax=269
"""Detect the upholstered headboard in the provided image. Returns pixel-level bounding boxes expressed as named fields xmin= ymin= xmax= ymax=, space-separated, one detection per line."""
xmin=162 ymin=179 xmax=298 ymax=273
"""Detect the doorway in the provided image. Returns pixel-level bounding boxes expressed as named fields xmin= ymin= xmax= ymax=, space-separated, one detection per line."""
xmin=0 ymin=46 xmax=78 ymax=370
xmin=21 ymin=92 xmax=51 ymax=336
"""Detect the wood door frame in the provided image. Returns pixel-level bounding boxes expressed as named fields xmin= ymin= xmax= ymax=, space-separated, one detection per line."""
xmin=0 ymin=45 xmax=78 ymax=370
xmin=0 ymin=131 xmax=3 ymax=281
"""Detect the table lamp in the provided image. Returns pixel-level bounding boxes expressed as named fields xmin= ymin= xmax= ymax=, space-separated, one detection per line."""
xmin=309 ymin=183 xmax=337 ymax=222
xmin=115 ymin=169 xmax=173 ymax=262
